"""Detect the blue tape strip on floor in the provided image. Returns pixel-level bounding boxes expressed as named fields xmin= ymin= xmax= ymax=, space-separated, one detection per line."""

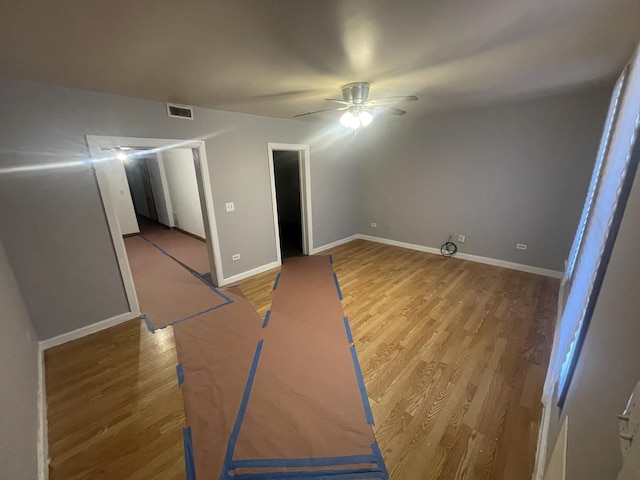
xmin=142 ymin=315 xmax=155 ymax=333
xmin=272 ymin=273 xmax=281 ymax=291
xmin=221 ymin=340 xmax=264 ymax=480
xmin=176 ymin=363 xmax=185 ymax=387
xmin=229 ymin=453 xmax=378 ymax=469
xmin=333 ymin=273 xmax=343 ymax=301
xmin=343 ymin=316 xmax=354 ymax=344
xmin=329 ymin=255 xmax=333 ymax=264
xmin=228 ymin=467 xmax=386 ymax=480
xmin=371 ymin=440 xmax=389 ymax=479
xmin=350 ymin=345 xmax=375 ymax=426
xmin=183 ymin=427 xmax=196 ymax=480
xmin=262 ymin=310 xmax=271 ymax=329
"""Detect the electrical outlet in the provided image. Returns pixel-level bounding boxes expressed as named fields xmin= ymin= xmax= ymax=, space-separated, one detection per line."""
xmin=371 ymin=222 xmax=377 ymax=228
xmin=226 ymin=202 xmax=235 ymax=212
xmin=516 ymin=243 xmax=527 ymax=250
xmin=232 ymin=253 xmax=240 ymax=261
xmin=457 ymin=234 xmax=466 ymax=243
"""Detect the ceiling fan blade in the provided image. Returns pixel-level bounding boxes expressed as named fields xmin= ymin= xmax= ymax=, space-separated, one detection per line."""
xmin=367 ymin=105 xmax=407 ymax=115
xmin=324 ymin=98 xmax=351 ymax=105
xmin=293 ymin=107 xmax=347 ymax=118
xmin=368 ymin=95 xmax=419 ymax=104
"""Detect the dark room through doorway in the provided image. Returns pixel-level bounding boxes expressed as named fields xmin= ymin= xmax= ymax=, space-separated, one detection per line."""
xmin=273 ymin=150 xmax=304 ymax=258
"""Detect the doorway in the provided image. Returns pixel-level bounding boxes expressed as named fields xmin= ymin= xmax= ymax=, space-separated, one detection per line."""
xmin=88 ymin=136 xmax=224 ymax=316
xmin=267 ymin=143 xmax=313 ymax=262
xmin=273 ymin=151 xmax=303 ymax=258
xmin=123 ymin=153 xmax=160 ymax=226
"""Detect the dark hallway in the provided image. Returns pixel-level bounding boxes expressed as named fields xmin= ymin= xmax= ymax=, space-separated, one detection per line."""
xmin=273 ymin=150 xmax=303 ymax=258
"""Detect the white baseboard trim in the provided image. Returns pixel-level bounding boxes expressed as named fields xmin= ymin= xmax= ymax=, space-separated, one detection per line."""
xmin=310 ymin=235 xmax=359 ymax=255
xmin=222 ymin=261 xmax=281 ymax=285
xmin=356 ymin=234 xmax=563 ymax=278
xmin=37 ymin=344 xmax=48 ymax=480
xmin=532 ymin=396 xmax=552 ymax=480
xmin=39 ymin=311 xmax=139 ymax=351
xmin=534 ymin=279 xmax=568 ymax=480
xmin=357 ymin=234 xmax=442 ymax=255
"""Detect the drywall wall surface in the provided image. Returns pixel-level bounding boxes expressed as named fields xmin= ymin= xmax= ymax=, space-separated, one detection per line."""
xmin=0 ymin=78 xmax=357 ymax=337
xmin=0 ymin=240 xmax=39 ymax=480
xmin=544 ymin=144 xmax=640 ymax=480
xmin=352 ymin=87 xmax=612 ymax=271
xmin=101 ymin=158 xmax=139 ymax=235
xmin=0 ymin=158 xmax=130 ymax=339
xmin=161 ymin=148 xmax=206 ymax=238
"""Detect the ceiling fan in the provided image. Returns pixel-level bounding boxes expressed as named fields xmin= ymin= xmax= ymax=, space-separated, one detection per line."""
xmin=293 ymin=82 xmax=418 ymax=129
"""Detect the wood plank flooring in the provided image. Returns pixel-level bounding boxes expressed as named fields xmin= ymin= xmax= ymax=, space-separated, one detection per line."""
xmin=45 ymin=239 xmax=558 ymax=479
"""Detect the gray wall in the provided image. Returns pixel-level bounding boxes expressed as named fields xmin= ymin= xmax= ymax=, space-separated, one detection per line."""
xmin=0 ymin=240 xmax=39 ymax=480
xmin=161 ymin=148 xmax=206 ymax=238
xmin=543 ymin=133 xmax=640 ymax=480
xmin=351 ymin=87 xmax=613 ymax=271
xmin=0 ymin=77 xmax=357 ymax=339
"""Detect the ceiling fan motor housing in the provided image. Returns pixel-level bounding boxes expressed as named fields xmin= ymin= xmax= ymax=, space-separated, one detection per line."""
xmin=342 ymin=82 xmax=370 ymax=104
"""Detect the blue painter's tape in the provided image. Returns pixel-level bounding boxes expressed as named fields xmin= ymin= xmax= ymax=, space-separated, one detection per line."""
xmin=272 ymin=273 xmax=281 ymax=291
xmin=176 ymin=363 xmax=185 ymax=387
xmin=343 ymin=316 xmax=354 ymax=344
xmin=350 ymin=345 xmax=375 ymax=426
xmin=227 ymin=467 xmax=386 ymax=480
xmin=142 ymin=314 xmax=155 ymax=333
xmin=262 ymin=310 xmax=271 ymax=329
xmin=186 ymin=268 xmax=234 ymax=304
xmin=329 ymin=254 xmax=333 ymax=264
xmin=371 ymin=440 xmax=389 ymax=479
xmin=333 ymin=273 xmax=343 ymax=301
xmin=183 ymin=427 xmax=196 ymax=480
xmin=230 ymin=453 xmax=378 ymax=469
xmin=220 ymin=340 xmax=264 ymax=480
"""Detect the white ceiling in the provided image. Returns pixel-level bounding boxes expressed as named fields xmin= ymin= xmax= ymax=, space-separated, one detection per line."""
xmin=0 ymin=0 xmax=638 ymax=120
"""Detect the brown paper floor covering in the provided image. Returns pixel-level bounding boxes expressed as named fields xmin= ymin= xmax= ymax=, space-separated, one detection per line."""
xmin=124 ymin=235 xmax=387 ymax=479
xmin=123 ymin=235 xmax=230 ymax=331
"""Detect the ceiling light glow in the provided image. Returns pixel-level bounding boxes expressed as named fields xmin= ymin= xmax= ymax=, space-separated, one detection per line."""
xmin=340 ymin=109 xmax=373 ymax=130
xmin=359 ymin=110 xmax=373 ymax=127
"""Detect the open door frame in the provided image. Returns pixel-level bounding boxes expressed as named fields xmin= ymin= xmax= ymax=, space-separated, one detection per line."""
xmin=267 ymin=143 xmax=313 ymax=263
xmin=87 ymin=135 xmax=224 ymax=315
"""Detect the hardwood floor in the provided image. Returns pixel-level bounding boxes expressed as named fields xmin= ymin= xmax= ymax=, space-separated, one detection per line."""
xmin=45 ymin=239 xmax=558 ymax=479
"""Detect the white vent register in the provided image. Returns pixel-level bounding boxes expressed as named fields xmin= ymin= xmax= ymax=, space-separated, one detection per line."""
xmin=166 ymin=103 xmax=194 ymax=120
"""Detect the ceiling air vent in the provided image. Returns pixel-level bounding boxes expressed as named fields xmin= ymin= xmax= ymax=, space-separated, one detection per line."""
xmin=167 ymin=103 xmax=194 ymax=120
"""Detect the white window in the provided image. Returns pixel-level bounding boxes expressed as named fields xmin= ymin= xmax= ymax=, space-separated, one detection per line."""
xmin=546 ymin=46 xmax=640 ymax=406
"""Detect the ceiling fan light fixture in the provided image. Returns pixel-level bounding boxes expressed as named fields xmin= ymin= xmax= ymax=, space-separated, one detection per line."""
xmin=340 ymin=110 xmax=357 ymax=129
xmin=340 ymin=109 xmax=373 ymax=129
xmin=359 ymin=110 xmax=373 ymax=127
